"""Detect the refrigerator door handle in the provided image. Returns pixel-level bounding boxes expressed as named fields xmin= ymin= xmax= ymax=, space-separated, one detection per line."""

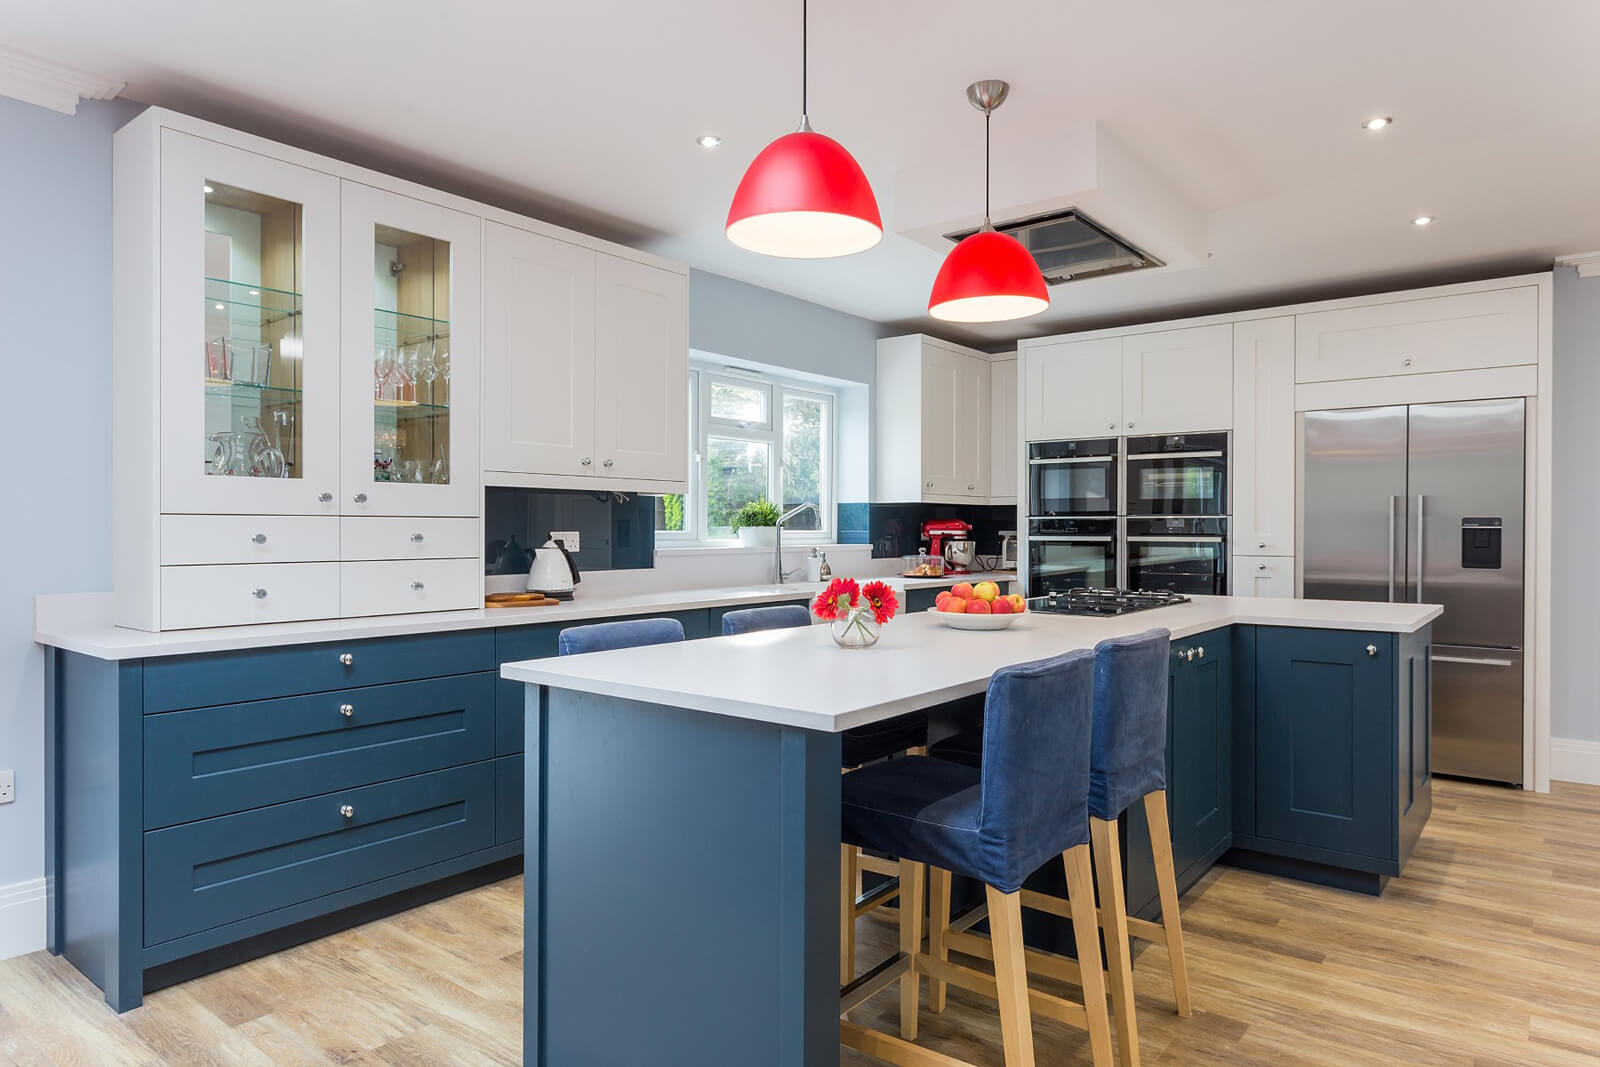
xmin=1415 ymin=494 xmax=1426 ymax=603
xmin=1432 ymin=654 xmax=1516 ymax=667
xmin=1387 ymin=495 xmax=1398 ymax=603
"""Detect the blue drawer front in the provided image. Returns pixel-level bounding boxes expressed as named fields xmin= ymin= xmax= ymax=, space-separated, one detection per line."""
xmin=496 ymin=754 xmax=524 ymax=844
xmin=144 ymin=763 xmax=496 ymax=946
xmin=144 ymin=630 xmax=496 ymax=713
xmin=493 ymin=609 xmax=711 ymax=755
xmin=144 ymin=673 xmax=497 ymax=829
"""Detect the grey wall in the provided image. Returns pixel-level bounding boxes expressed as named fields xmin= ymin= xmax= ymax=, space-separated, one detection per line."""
xmin=1551 ymin=266 xmax=1600 ymax=743
xmin=0 ymin=96 xmax=142 ymax=901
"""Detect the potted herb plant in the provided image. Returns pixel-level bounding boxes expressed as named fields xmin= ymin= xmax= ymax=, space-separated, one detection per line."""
xmin=732 ymin=498 xmax=782 ymax=548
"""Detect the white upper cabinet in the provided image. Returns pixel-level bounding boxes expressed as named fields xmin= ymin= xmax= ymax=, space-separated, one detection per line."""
xmin=482 ymin=223 xmax=596 ymax=477
xmin=1121 ymin=324 xmax=1234 ymax=435
xmin=339 ymin=181 xmax=481 ymax=518
xmin=990 ymin=356 xmax=1018 ymax=502
xmin=1294 ymin=285 xmax=1538 ymax=383
xmin=876 ymin=335 xmax=992 ymax=502
xmin=593 ymin=255 xmax=689 ymax=484
xmin=1231 ymin=317 xmax=1295 ymax=556
xmin=158 ymin=130 xmax=343 ymax=517
xmin=481 ymin=228 xmax=688 ymax=489
xmin=1023 ymin=336 xmax=1123 ymax=440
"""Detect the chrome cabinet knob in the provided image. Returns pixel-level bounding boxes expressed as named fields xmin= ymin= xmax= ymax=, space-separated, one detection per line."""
xmin=318 ymin=491 xmax=333 ymax=503
xmin=411 ymin=581 xmax=425 ymax=591
xmin=252 ymin=533 xmax=268 ymax=545
xmin=1184 ymin=649 xmax=1196 ymax=662
xmin=339 ymin=703 xmax=354 ymax=718
xmin=581 ymin=457 xmax=592 ymax=467
xmin=340 ymin=804 xmax=355 ymax=819
xmin=603 ymin=459 xmax=614 ymax=468
xmin=339 ymin=652 xmax=354 ymax=666
xmin=925 ymin=481 xmax=933 ymax=489
xmin=1257 ymin=541 xmax=1266 ymax=549
xmin=353 ymin=492 xmax=368 ymax=504
xmin=1196 ymin=646 xmax=1205 ymax=659
xmin=251 ymin=588 xmax=267 ymax=599
xmin=1367 ymin=644 xmax=1378 ymax=657
xmin=1127 ymin=421 xmax=1135 ymax=429
xmin=1108 ymin=422 xmax=1115 ymax=430
xmin=1402 ymin=358 xmax=1413 ymax=367
xmin=1258 ymin=563 xmax=1268 ymax=571
xmin=967 ymin=483 xmax=976 ymax=491
xmin=410 ymin=532 xmax=424 ymax=543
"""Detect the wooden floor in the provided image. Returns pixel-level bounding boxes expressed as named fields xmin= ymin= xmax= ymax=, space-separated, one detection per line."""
xmin=3 ymin=779 xmax=1600 ymax=1065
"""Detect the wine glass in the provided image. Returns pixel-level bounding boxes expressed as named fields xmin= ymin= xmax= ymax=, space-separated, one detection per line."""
xmin=435 ymin=343 xmax=451 ymax=385
xmin=420 ymin=338 xmax=440 ymax=385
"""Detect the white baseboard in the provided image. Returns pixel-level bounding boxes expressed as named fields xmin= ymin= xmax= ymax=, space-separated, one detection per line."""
xmin=0 ymin=877 xmax=45 ymax=961
xmin=1550 ymin=737 xmax=1600 ymax=787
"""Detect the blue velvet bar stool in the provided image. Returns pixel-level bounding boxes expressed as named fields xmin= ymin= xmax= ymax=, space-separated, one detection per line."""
xmin=927 ymin=628 xmax=1185 ymax=1067
xmin=720 ymin=604 xmax=930 ymax=985
xmin=838 ymin=650 xmax=1113 ymax=1067
xmin=557 ymin=617 xmax=685 ymax=656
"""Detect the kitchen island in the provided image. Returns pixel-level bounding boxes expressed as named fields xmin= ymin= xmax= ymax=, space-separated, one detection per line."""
xmin=504 ymin=594 xmax=1438 ymax=1066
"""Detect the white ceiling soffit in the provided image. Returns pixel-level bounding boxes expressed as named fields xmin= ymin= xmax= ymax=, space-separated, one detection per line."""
xmin=1555 ymin=252 xmax=1600 ymax=279
xmin=895 ymin=120 xmax=1207 ymax=274
xmin=0 ymin=45 xmax=121 ymax=115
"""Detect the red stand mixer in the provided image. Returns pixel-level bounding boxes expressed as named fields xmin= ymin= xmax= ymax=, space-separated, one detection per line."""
xmin=921 ymin=519 xmax=976 ymax=574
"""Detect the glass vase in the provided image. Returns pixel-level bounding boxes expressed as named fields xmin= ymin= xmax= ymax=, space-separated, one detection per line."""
xmin=830 ymin=606 xmax=880 ymax=650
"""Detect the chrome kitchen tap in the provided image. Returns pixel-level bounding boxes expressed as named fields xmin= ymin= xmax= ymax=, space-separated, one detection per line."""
xmin=774 ymin=502 xmax=820 ymax=583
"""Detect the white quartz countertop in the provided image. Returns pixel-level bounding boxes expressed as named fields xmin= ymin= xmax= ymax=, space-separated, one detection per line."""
xmin=32 ymin=572 xmax=1017 ymax=660
xmin=501 ymin=595 xmax=1442 ymax=733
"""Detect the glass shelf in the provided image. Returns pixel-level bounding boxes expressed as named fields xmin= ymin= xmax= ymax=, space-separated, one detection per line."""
xmin=374 ymin=398 xmax=449 ymax=413
xmin=205 ymin=277 xmax=302 ymax=322
xmin=375 ymin=308 xmax=449 ymax=347
xmin=205 ymin=381 xmax=304 ymax=399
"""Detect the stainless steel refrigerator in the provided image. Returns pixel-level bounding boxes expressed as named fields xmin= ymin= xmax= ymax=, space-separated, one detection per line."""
xmin=1300 ymin=398 xmax=1525 ymax=784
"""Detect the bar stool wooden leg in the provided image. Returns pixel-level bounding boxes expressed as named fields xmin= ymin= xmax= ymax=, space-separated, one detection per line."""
xmin=985 ymin=885 xmax=1037 ymax=1067
xmin=928 ymin=866 xmax=952 ymax=1013
xmin=898 ymin=859 xmax=925 ymax=1040
xmin=841 ymin=844 xmax=857 ymax=986
xmin=1091 ymin=817 xmax=1141 ymax=1067
xmin=1063 ymin=843 xmax=1115 ymax=1067
xmin=1143 ymin=790 xmax=1192 ymax=1018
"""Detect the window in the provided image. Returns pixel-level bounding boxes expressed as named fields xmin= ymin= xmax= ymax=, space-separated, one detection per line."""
xmin=657 ymin=365 xmax=835 ymax=544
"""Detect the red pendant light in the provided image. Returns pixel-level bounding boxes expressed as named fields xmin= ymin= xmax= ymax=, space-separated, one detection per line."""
xmin=725 ymin=0 xmax=882 ymax=259
xmin=928 ymin=81 xmax=1049 ymax=323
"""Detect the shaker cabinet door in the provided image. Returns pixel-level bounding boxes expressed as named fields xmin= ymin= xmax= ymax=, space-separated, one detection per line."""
xmin=482 ymin=223 xmax=597 ymax=478
xmin=919 ymin=344 xmax=964 ymax=495
xmin=1023 ymin=337 xmax=1123 ymax=441
xmin=159 ymin=130 xmax=343 ymax=516
xmin=592 ymin=255 xmax=688 ymax=485
xmin=954 ymin=353 xmax=992 ymax=497
xmin=340 ymin=181 xmax=482 ymax=517
xmin=1121 ymin=324 xmax=1234 ymax=435
xmin=1232 ymin=317 xmax=1296 ymax=556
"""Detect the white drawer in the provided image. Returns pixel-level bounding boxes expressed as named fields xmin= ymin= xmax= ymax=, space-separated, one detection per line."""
xmin=1235 ymin=555 xmax=1294 ymax=599
xmin=340 ymin=517 xmax=480 ymax=561
xmin=160 ymin=563 xmax=341 ymax=629
xmin=340 ymin=558 xmax=481 ymax=617
xmin=161 ymin=515 xmax=339 ymax=566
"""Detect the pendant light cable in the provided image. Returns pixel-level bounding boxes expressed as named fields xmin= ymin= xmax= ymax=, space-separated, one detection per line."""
xmin=983 ymin=107 xmax=992 ymax=230
xmin=800 ymin=0 xmax=809 ymax=130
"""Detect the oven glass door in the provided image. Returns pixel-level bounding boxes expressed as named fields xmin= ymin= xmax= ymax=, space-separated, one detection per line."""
xmin=1125 ymin=455 xmax=1227 ymax=516
xmin=1029 ymin=537 xmax=1117 ymax=594
xmin=1125 ymin=536 xmax=1226 ymax=595
xmin=1029 ymin=460 xmax=1117 ymax=517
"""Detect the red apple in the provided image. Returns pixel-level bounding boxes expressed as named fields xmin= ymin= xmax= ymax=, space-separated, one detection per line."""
xmin=991 ymin=596 xmax=1013 ymax=615
xmin=966 ymin=599 xmax=992 ymax=615
xmin=951 ymin=582 xmax=975 ymax=600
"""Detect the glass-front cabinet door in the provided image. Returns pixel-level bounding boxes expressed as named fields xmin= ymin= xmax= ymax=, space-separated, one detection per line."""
xmin=159 ymin=131 xmax=342 ymax=515
xmin=340 ymin=182 xmax=481 ymax=516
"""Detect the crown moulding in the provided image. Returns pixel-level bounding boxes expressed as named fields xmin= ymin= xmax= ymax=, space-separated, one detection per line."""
xmin=1555 ymin=252 xmax=1600 ymax=280
xmin=0 ymin=45 xmax=122 ymax=115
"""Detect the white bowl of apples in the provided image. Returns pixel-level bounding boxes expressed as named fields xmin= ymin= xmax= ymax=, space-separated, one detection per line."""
xmin=927 ymin=581 xmax=1028 ymax=630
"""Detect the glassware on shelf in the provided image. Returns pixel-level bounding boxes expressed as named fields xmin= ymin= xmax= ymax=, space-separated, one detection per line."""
xmin=420 ymin=339 xmax=440 ymax=384
xmin=205 ymin=337 xmax=229 ymax=383
xmin=226 ymin=339 xmax=271 ymax=387
xmin=435 ymin=343 xmax=451 ymax=385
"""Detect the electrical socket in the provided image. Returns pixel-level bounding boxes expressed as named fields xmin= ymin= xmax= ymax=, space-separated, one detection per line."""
xmin=0 ymin=770 xmax=13 ymax=805
xmin=550 ymin=530 xmax=580 ymax=553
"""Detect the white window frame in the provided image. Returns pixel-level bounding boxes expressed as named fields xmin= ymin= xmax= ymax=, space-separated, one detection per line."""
xmin=658 ymin=363 xmax=837 ymax=546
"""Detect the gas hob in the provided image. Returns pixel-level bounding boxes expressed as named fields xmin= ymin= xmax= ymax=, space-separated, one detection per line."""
xmin=1029 ymin=588 xmax=1191 ymax=617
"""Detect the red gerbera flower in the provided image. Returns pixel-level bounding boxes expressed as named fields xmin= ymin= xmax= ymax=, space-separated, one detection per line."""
xmin=861 ymin=580 xmax=899 ymax=625
xmin=812 ymin=577 xmax=860 ymax=621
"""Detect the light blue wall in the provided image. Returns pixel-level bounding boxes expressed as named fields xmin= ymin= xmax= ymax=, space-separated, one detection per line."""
xmin=0 ymin=96 xmax=141 ymax=902
xmin=1551 ymin=266 xmax=1600 ymax=745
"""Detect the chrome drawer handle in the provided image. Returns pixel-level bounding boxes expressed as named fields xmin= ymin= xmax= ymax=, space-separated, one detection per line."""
xmin=340 ymin=703 xmax=354 ymax=718
xmin=603 ymin=459 xmax=614 ymax=468
xmin=340 ymin=804 xmax=355 ymax=819
xmin=411 ymin=581 xmax=425 ymax=591
xmin=410 ymin=533 xmax=425 ymax=543
xmin=251 ymin=588 xmax=267 ymax=599
xmin=1367 ymin=644 xmax=1378 ymax=657
xmin=1184 ymin=649 xmax=1195 ymax=662
xmin=1196 ymin=646 xmax=1205 ymax=659
xmin=318 ymin=491 xmax=333 ymax=503
xmin=339 ymin=652 xmax=354 ymax=666
xmin=581 ymin=457 xmax=592 ymax=467
xmin=353 ymin=493 xmax=368 ymax=504
xmin=1257 ymin=563 xmax=1268 ymax=571
xmin=252 ymin=533 xmax=268 ymax=545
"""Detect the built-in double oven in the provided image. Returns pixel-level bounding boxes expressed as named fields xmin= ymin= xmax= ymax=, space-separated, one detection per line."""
xmin=1027 ymin=431 xmax=1231 ymax=596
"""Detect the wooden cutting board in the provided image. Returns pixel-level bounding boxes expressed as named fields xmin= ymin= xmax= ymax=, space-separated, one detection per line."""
xmin=485 ymin=592 xmax=561 ymax=609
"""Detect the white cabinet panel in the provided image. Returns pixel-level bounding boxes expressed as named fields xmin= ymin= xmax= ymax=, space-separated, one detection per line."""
xmin=1023 ymin=337 xmax=1122 ymax=440
xmin=161 ymin=562 xmax=341 ymax=629
xmin=340 ymin=557 xmax=481 ymax=617
xmin=956 ymin=352 xmax=991 ymax=497
xmin=593 ymin=255 xmax=689 ymax=485
xmin=483 ymin=223 xmax=596 ymax=477
xmin=160 ymin=515 xmax=339 ymax=566
xmin=1232 ymin=318 xmax=1296 ymax=556
xmin=1294 ymin=286 xmax=1537 ymax=383
xmin=990 ymin=357 xmax=1018 ymax=501
xmin=340 ymin=517 xmax=480 ymax=561
xmin=919 ymin=344 xmax=964 ymax=495
xmin=875 ymin=336 xmax=993 ymax=501
xmin=1236 ymin=555 xmax=1293 ymax=598
xmin=1121 ymin=324 xmax=1234 ymax=434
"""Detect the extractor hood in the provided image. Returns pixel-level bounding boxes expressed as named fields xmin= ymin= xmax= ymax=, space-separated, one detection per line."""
xmin=944 ymin=208 xmax=1162 ymax=285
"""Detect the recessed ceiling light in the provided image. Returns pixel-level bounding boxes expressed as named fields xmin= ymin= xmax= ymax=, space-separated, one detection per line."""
xmin=1411 ymin=215 xmax=1435 ymax=226
xmin=203 ymin=184 xmax=214 ymax=193
xmin=1361 ymin=116 xmax=1393 ymax=131
xmin=696 ymin=134 xmax=723 ymax=149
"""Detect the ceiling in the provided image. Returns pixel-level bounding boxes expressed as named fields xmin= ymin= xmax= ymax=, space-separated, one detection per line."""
xmin=6 ymin=0 xmax=1600 ymax=347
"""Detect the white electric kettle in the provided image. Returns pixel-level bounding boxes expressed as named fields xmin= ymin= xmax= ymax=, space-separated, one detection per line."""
xmin=527 ymin=536 xmax=581 ymax=600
